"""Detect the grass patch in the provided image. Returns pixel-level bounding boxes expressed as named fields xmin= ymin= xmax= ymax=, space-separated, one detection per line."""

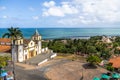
xmin=56 ymin=53 xmax=86 ymax=62
xmin=0 ymin=53 xmax=11 ymax=57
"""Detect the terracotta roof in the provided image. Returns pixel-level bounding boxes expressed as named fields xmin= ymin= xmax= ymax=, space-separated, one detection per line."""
xmin=0 ymin=38 xmax=11 ymax=43
xmin=109 ymin=57 xmax=120 ymax=68
xmin=0 ymin=45 xmax=11 ymax=53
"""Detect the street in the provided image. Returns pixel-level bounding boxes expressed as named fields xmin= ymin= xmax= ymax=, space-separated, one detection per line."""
xmin=5 ymin=63 xmax=47 ymax=80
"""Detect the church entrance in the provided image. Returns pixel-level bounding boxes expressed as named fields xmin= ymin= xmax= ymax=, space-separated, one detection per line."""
xmin=25 ymin=55 xmax=27 ymax=60
xmin=29 ymin=50 xmax=34 ymax=58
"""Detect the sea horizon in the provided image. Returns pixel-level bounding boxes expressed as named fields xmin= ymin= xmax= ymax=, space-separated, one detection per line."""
xmin=1 ymin=28 xmax=120 ymax=40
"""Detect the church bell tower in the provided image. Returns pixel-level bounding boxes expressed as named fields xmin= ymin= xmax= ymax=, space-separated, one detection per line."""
xmin=12 ymin=37 xmax=24 ymax=62
xmin=31 ymin=29 xmax=42 ymax=54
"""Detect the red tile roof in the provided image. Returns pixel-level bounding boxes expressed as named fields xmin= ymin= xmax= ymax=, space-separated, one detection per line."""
xmin=0 ymin=38 xmax=11 ymax=53
xmin=0 ymin=45 xmax=11 ymax=53
xmin=109 ymin=57 xmax=120 ymax=68
xmin=0 ymin=38 xmax=11 ymax=43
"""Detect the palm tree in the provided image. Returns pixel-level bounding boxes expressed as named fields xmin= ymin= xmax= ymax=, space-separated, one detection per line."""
xmin=2 ymin=27 xmax=23 ymax=80
xmin=2 ymin=27 xmax=23 ymax=39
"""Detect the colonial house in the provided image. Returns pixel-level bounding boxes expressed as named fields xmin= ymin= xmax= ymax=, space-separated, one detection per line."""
xmin=0 ymin=30 xmax=51 ymax=62
xmin=102 ymin=36 xmax=112 ymax=43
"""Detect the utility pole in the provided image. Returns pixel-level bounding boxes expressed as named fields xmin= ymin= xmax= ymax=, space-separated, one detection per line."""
xmin=12 ymin=60 xmax=16 ymax=80
xmin=11 ymin=40 xmax=16 ymax=80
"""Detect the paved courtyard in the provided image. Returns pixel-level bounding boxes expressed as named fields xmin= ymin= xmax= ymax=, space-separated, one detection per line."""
xmin=5 ymin=58 xmax=108 ymax=80
xmin=37 ymin=59 xmax=108 ymax=80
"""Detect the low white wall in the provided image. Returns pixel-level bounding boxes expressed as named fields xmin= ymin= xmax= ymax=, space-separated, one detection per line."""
xmin=41 ymin=47 xmax=48 ymax=53
xmin=37 ymin=59 xmax=48 ymax=65
xmin=50 ymin=53 xmax=57 ymax=58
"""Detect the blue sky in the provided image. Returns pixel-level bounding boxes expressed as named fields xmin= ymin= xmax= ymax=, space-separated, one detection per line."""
xmin=0 ymin=0 xmax=120 ymax=28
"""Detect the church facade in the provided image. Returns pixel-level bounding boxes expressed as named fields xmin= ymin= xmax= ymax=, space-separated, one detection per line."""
xmin=0 ymin=30 xmax=45 ymax=62
xmin=12 ymin=29 xmax=42 ymax=62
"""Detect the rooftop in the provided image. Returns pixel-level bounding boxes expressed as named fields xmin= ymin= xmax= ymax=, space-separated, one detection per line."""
xmin=0 ymin=38 xmax=11 ymax=43
xmin=0 ymin=45 xmax=11 ymax=53
xmin=109 ymin=56 xmax=120 ymax=68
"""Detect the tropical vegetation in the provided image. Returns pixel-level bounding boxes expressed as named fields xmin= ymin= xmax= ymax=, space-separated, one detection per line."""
xmin=0 ymin=56 xmax=11 ymax=68
xmin=86 ymin=55 xmax=101 ymax=65
xmin=42 ymin=36 xmax=120 ymax=66
xmin=2 ymin=27 xmax=23 ymax=39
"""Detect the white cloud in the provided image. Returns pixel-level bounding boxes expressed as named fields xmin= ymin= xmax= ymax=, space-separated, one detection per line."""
xmin=3 ymin=15 xmax=8 ymax=19
xmin=32 ymin=16 xmax=39 ymax=20
xmin=43 ymin=1 xmax=55 ymax=8
xmin=62 ymin=4 xmax=78 ymax=14
xmin=42 ymin=0 xmax=120 ymax=26
xmin=42 ymin=1 xmax=79 ymax=17
xmin=73 ymin=0 xmax=120 ymax=23
xmin=58 ymin=16 xmax=99 ymax=26
xmin=43 ymin=7 xmax=65 ymax=17
xmin=0 ymin=6 xmax=6 ymax=10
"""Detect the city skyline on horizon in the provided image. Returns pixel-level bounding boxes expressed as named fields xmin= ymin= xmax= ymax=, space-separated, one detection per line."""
xmin=0 ymin=0 xmax=120 ymax=28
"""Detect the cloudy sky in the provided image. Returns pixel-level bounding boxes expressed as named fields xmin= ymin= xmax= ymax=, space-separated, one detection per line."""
xmin=0 ymin=0 xmax=120 ymax=28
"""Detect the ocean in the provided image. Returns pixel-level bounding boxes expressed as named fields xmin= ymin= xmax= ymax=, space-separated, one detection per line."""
xmin=0 ymin=28 xmax=120 ymax=39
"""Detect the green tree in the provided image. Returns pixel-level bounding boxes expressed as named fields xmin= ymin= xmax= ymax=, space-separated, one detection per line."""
xmin=115 ymin=36 xmax=120 ymax=42
xmin=2 ymin=27 xmax=23 ymax=39
xmin=114 ymin=48 xmax=120 ymax=54
xmin=113 ymin=42 xmax=119 ymax=48
xmin=86 ymin=55 xmax=101 ymax=65
xmin=0 ymin=56 xmax=11 ymax=67
xmin=90 ymin=36 xmax=102 ymax=41
xmin=87 ymin=46 xmax=97 ymax=54
xmin=106 ymin=63 xmax=114 ymax=72
xmin=101 ymin=48 xmax=111 ymax=59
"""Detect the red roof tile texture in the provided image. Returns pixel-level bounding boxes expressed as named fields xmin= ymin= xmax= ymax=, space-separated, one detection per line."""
xmin=109 ymin=57 xmax=120 ymax=68
xmin=0 ymin=38 xmax=11 ymax=53
xmin=0 ymin=45 xmax=11 ymax=53
xmin=0 ymin=38 xmax=11 ymax=43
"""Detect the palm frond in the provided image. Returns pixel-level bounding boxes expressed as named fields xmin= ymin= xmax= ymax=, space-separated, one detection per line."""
xmin=2 ymin=27 xmax=23 ymax=39
xmin=2 ymin=33 xmax=10 ymax=38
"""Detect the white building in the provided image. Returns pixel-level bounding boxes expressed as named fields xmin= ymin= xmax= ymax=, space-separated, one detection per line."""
xmin=11 ymin=29 xmax=43 ymax=62
xmin=102 ymin=36 xmax=112 ymax=43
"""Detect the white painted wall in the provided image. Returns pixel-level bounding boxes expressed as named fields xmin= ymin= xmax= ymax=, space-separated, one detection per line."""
xmin=18 ymin=45 xmax=24 ymax=62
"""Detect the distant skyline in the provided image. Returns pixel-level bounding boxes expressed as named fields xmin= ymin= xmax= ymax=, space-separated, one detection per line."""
xmin=0 ymin=0 xmax=120 ymax=28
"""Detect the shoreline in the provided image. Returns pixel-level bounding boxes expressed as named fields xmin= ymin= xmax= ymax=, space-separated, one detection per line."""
xmin=43 ymin=35 xmax=118 ymax=40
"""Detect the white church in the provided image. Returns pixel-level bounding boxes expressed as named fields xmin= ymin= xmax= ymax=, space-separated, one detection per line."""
xmin=11 ymin=29 xmax=44 ymax=62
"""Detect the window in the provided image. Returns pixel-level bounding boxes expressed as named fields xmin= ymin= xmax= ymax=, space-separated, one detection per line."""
xmin=6 ymin=42 xmax=11 ymax=45
xmin=1 ymin=42 xmax=5 ymax=45
xmin=20 ymin=40 xmax=21 ymax=44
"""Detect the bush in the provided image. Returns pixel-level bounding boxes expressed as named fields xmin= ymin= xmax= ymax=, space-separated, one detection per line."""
xmin=106 ymin=63 xmax=114 ymax=72
xmin=86 ymin=55 xmax=101 ymax=65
